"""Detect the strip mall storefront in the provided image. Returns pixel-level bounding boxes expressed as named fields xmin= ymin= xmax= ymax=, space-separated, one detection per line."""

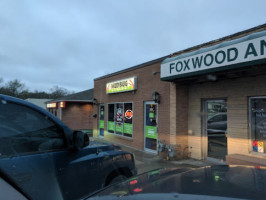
xmin=161 ymin=25 xmax=266 ymax=164
xmin=94 ymin=24 xmax=266 ymax=165
xmin=93 ymin=58 xmax=174 ymax=154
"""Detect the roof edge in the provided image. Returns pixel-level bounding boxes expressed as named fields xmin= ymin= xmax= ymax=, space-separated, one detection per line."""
xmin=46 ymin=100 xmax=93 ymax=104
xmin=168 ymin=23 xmax=266 ymax=60
xmin=94 ymin=55 xmax=168 ymax=81
xmin=94 ymin=23 xmax=266 ymax=81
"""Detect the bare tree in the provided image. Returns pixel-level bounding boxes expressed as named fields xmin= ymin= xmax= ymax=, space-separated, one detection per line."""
xmin=49 ymin=85 xmax=69 ymax=99
xmin=0 ymin=78 xmax=74 ymax=99
xmin=5 ymin=79 xmax=27 ymax=97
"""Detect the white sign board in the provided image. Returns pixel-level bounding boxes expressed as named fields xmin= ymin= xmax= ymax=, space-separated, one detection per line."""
xmin=161 ymin=34 xmax=266 ymax=80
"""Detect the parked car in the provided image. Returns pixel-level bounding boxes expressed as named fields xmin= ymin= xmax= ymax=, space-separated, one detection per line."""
xmin=0 ymin=94 xmax=137 ymax=200
xmin=254 ymin=118 xmax=266 ymax=140
xmin=207 ymin=113 xmax=227 ymax=135
xmin=88 ymin=165 xmax=266 ymax=200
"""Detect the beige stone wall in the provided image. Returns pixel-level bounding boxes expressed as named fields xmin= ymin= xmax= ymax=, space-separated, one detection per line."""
xmin=169 ymin=83 xmax=176 ymax=145
xmin=175 ymin=84 xmax=189 ymax=156
xmin=188 ymin=73 xmax=266 ymax=160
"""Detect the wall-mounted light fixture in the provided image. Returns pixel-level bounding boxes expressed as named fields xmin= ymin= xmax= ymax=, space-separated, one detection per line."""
xmin=93 ymin=114 xmax=97 ymax=118
xmin=206 ymin=74 xmax=217 ymax=81
xmin=152 ymin=91 xmax=160 ymax=104
xmin=92 ymin=98 xmax=98 ymax=105
xmin=152 ymin=71 xmax=160 ymax=75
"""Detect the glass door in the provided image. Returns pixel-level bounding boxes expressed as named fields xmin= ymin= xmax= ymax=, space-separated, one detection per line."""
xmin=144 ymin=101 xmax=158 ymax=153
xmin=204 ymin=100 xmax=227 ymax=160
xmin=99 ymin=104 xmax=104 ymax=137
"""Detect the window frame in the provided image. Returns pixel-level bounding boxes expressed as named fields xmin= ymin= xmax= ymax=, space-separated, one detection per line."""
xmin=249 ymin=96 xmax=266 ymax=155
xmin=0 ymin=100 xmax=68 ymax=157
xmin=107 ymin=101 xmax=133 ymax=138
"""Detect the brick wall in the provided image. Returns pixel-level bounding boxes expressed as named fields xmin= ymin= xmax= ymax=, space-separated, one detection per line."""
xmin=62 ymin=102 xmax=93 ymax=130
xmin=188 ymin=72 xmax=266 ymax=160
xmin=93 ymin=61 xmax=171 ymax=150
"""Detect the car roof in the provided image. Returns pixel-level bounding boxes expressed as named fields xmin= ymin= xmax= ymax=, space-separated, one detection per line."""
xmin=211 ymin=113 xmax=227 ymax=116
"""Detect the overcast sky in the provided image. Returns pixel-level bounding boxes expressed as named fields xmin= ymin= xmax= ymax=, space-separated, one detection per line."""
xmin=0 ymin=0 xmax=265 ymax=92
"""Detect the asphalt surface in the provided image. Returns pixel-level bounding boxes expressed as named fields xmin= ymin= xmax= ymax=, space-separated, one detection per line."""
xmin=92 ymin=137 xmax=214 ymax=175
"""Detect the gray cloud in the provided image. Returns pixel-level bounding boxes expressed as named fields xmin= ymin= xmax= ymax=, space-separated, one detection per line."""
xmin=0 ymin=0 xmax=265 ymax=92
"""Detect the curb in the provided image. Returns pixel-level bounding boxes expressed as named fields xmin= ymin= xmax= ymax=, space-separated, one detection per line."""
xmin=91 ymin=137 xmax=214 ymax=168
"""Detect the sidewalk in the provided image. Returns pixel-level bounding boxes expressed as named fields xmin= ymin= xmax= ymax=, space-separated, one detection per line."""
xmin=91 ymin=137 xmax=215 ymax=175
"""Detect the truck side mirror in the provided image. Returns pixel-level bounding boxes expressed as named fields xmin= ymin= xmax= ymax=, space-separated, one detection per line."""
xmin=73 ymin=131 xmax=90 ymax=150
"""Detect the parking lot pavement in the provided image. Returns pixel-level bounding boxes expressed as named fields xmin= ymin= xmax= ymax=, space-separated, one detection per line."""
xmin=92 ymin=137 xmax=214 ymax=175
xmin=118 ymin=143 xmax=216 ymax=174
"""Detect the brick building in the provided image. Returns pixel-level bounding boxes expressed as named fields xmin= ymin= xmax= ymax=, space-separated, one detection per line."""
xmin=46 ymin=89 xmax=94 ymax=135
xmin=93 ymin=58 xmax=172 ymax=153
xmin=93 ymin=24 xmax=266 ymax=165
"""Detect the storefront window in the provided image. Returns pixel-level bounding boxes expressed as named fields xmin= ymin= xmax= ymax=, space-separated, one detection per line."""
xmin=115 ymin=103 xmax=123 ymax=135
xmin=250 ymin=97 xmax=266 ymax=153
xmin=124 ymin=103 xmax=133 ymax=137
xmin=107 ymin=102 xmax=133 ymax=137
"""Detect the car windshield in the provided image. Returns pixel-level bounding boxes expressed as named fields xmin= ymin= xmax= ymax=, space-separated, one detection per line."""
xmin=0 ymin=1 xmax=266 ymax=200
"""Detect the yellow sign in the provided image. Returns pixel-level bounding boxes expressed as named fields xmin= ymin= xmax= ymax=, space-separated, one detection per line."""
xmin=258 ymin=141 xmax=264 ymax=153
xmin=60 ymin=101 xmax=66 ymax=108
xmin=47 ymin=103 xmax=57 ymax=108
xmin=258 ymin=141 xmax=264 ymax=147
xmin=106 ymin=77 xmax=137 ymax=94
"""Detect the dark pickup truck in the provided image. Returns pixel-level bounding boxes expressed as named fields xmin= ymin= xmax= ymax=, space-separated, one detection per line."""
xmin=0 ymin=94 xmax=137 ymax=200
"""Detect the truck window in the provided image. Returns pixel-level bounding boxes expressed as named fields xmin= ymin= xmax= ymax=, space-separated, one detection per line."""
xmin=0 ymin=101 xmax=66 ymax=157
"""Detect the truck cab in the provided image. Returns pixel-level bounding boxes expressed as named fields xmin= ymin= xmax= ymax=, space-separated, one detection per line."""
xmin=0 ymin=94 xmax=136 ymax=200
